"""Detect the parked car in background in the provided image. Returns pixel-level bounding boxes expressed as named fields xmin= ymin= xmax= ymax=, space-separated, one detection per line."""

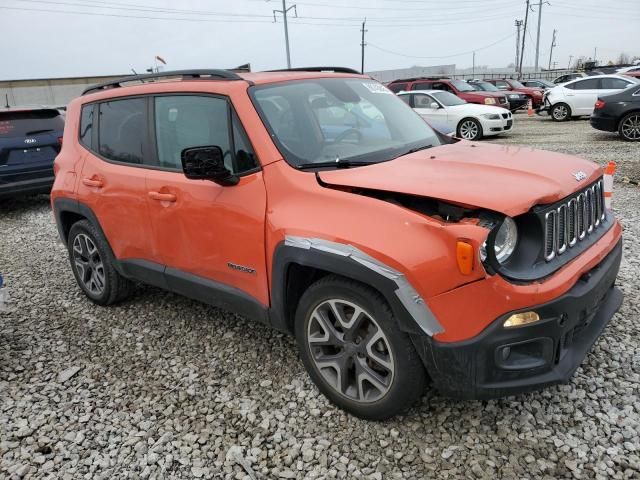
xmin=0 ymin=107 xmax=64 ymax=199
xmin=468 ymin=80 xmax=528 ymax=111
xmin=616 ymin=65 xmax=640 ymax=76
xmin=553 ymin=72 xmax=588 ymax=84
xmin=52 ymin=68 xmax=623 ymax=419
xmin=591 ymin=83 xmax=640 ymax=141
xmin=621 ymin=71 xmax=640 ymax=80
xmin=386 ymin=77 xmax=510 ymax=109
xmin=482 ymin=79 xmax=544 ymax=107
xmin=541 ymin=75 xmax=639 ymax=121
xmin=398 ymin=90 xmax=512 ymax=140
xmin=522 ymin=79 xmax=555 ymax=90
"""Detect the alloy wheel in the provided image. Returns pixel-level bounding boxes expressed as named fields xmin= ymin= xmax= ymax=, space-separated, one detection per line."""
xmin=72 ymin=233 xmax=106 ymax=295
xmin=306 ymin=299 xmax=394 ymax=403
xmin=552 ymin=104 xmax=568 ymax=120
xmin=621 ymin=114 xmax=640 ymax=141
xmin=459 ymin=120 xmax=479 ymax=140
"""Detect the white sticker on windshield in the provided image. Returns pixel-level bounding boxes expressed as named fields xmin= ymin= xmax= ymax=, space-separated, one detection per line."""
xmin=362 ymin=82 xmax=393 ymax=94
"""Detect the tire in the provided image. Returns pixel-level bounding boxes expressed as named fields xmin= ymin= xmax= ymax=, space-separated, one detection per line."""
xmin=67 ymin=220 xmax=133 ymax=305
xmin=456 ymin=117 xmax=483 ymax=140
xmin=618 ymin=112 xmax=640 ymax=142
xmin=295 ymin=275 xmax=427 ymax=420
xmin=551 ymin=102 xmax=571 ymax=122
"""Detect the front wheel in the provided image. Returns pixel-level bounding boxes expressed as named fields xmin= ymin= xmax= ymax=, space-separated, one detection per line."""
xmin=551 ymin=103 xmax=571 ymax=121
xmin=618 ymin=112 xmax=640 ymax=141
xmin=457 ymin=117 xmax=483 ymax=140
xmin=295 ymin=275 xmax=427 ymax=420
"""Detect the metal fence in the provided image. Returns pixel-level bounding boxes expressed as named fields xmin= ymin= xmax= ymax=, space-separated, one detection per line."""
xmin=450 ymin=70 xmax=573 ymax=81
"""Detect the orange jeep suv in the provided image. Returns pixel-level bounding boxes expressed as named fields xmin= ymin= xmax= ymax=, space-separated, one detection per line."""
xmin=52 ymin=68 xmax=623 ymax=419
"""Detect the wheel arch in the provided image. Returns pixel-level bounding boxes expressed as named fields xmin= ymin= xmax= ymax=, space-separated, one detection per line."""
xmin=269 ymin=237 xmax=444 ymax=338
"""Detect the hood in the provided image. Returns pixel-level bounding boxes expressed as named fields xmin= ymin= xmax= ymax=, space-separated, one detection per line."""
xmin=464 ymin=91 xmax=504 ymax=98
xmin=318 ymin=142 xmax=602 ymax=217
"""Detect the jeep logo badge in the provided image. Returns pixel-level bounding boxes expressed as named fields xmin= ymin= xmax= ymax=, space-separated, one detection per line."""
xmin=573 ymin=171 xmax=587 ymax=182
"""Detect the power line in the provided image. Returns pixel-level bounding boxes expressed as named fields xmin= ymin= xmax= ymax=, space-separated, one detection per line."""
xmin=367 ymin=32 xmax=515 ymax=60
xmin=272 ymin=0 xmax=298 ymax=69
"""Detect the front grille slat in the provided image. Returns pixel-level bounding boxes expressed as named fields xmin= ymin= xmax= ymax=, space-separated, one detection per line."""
xmin=542 ymin=179 xmax=605 ymax=262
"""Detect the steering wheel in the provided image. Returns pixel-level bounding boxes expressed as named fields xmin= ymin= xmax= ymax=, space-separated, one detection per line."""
xmin=333 ymin=128 xmax=363 ymax=144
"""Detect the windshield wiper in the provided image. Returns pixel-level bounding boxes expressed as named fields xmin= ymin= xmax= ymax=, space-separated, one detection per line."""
xmin=396 ymin=144 xmax=434 ymax=158
xmin=297 ymin=159 xmax=375 ymax=170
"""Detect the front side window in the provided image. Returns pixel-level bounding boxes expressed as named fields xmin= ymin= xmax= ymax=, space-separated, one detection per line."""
xmin=451 ymin=80 xmax=475 ymax=92
xmin=98 ymin=98 xmax=146 ymax=164
xmin=573 ymin=78 xmax=600 ymax=90
xmin=154 ymin=95 xmax=258 ymax=174
xmin=472 ymin=81 xmax=499 ymax=92
xmin=252 ymin=78 xmax=443 ymax=168
xmin=508 ymin=80 xmax=525 ymax=88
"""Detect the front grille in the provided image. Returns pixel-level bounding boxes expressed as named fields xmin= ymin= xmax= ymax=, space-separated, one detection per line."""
xmin=543 ymin=179 xmax=606 ymax=261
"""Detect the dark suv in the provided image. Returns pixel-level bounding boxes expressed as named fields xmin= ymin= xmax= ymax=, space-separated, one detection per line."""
xmin=0 ymin=108 xmax=64 ymax=199
xmin=386 ymin=78 xmax=510 ymax=109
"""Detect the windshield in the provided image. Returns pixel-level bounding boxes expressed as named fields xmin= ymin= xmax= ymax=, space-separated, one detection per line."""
xmin=471 ymin=81 xmax=500 ymax=92
xmin=450 ymin=79 xmax=476 ymax=92
xmin=509 ymin=80 xmax=525 ymax=88
xmin=251 ymin=78 xmax=443 ymax=168
xmin=431 ymin=91 xmax=467 ymax=106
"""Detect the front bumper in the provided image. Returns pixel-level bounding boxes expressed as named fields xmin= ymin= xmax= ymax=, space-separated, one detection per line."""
xmin=414 ymin=239 xmax=623 ymax=399
xmin=481 ymin=115 xmax=513 ymax=136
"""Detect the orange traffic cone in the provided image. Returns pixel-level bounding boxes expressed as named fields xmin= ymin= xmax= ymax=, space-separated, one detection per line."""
xmin=603 ymin=161 xmax=616 ymax=210
xmin=527 ymin=99 xmax=533 ymax=117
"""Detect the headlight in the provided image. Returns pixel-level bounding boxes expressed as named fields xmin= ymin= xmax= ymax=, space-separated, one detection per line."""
xmin=533 ymin=91 xmax=542 ymax=96
xmin=480 ymin=217 xmax=518 ymax=265
xmin=484 ymin=98 xmax=497 ymax=105
xmin=482 ymin=113 xmax=501 ymax=120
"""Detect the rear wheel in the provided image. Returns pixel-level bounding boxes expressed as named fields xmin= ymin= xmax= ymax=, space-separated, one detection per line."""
xmin=67 ymin=220 xmax=133 ymax=305
xmin=295 ymin=275 xmax=427 ymax=420
xmin=619 ymin=112 xmax=640 ymax=141
xmin=457 ymin=118 xmax=483 ymax=140
xmin=551 ymin=103 xmax=571 ymax=121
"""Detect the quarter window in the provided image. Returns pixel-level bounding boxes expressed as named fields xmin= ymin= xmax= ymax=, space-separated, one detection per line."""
xmin=601 ymin=78 xmax=631 ymax=89
xmin=154 ymin=95 xmax=258 ymax=174
xmin=79 ymin=105 xmax=94 ymax=149
xmin=98 ymin=98 xmax=146 ymax=164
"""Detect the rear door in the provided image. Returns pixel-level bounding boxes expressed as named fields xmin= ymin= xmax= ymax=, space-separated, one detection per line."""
xmin=567 ymin=78 xmax=601 ymax=114
xmin=0 ymin=109 xmax=63 ymax=189
xmin=77 ymin=97 xmax=159 ymax=268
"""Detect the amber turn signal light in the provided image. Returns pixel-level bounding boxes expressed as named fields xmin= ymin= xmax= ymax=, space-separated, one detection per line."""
xmin=456 ymin=241 xmax=474 ymax=275
xmin=503 ymin=311 xmax=540 ymax=328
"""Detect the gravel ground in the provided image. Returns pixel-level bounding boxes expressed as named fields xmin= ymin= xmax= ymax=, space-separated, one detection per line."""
xmin=1 ymin=118 xmax=640 ymax=479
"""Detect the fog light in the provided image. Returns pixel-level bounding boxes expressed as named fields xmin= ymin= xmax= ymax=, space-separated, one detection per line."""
xmin=503 ymin=311 xmax=540 ymax=328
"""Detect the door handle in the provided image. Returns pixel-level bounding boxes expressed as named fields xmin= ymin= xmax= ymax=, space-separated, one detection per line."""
xmin=82 ymin=177 xmax=103 ymax=188
xmin=148 ymin=191 xmax=177 ymax=202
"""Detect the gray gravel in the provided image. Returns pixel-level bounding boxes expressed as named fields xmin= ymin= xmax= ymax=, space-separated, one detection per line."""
xmin=1 ymin=117 xmax=640 ymax=479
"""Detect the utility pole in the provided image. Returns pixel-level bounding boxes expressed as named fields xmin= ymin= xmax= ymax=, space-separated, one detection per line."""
xmin=272 ymin=0 xmax=297 ymax=68
xmin=568 ymin=55 xmax=573 ymax=69
xmin=593 ymin=47 xmax=597 ymax=65
xmin=518 ymin=0 xmax=532 ymax=79
xmin=534 ymin=0 xmax=549 ymax=72
xmin=547 ymin=29 xmax=557 ymax=70
xmin=515 ymin=19 xmax=523 ymax=72
xmin=472 ymin=51 xmax=476 ymax=77
xmin=360 ymin=18 xmax=367 ymax=74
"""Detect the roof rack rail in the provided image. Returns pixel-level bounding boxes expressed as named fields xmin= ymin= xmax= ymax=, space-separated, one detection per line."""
xmin=82 ymin=69 xmax=243 ymax=96
xmin=266 ymin=66 xmax=362 ymax=74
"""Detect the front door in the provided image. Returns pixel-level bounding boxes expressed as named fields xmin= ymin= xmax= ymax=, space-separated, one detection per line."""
xmin=144 ymin=94 xmax=269 ymax=305
xmin=412 ymin=93 xmax=449 ymax=128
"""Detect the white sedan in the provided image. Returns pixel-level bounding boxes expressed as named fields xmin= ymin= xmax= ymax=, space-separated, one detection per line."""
xmin=398 ymin=90 xmax=512 ymax=140
xmin=541 ymin=74 xmax=639 ymax=121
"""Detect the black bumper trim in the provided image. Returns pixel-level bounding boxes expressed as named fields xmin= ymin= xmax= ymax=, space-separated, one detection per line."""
xmin=415 ymin=239 xmax=623 ymax=399
xmin=0 ymin=176 xmax=54 ymax=199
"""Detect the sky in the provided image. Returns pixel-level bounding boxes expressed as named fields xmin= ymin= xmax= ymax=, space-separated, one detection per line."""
xmin=0 ymin=0 xmax=639 ymax=80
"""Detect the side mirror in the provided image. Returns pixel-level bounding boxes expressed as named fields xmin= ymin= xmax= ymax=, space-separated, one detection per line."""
xmin=181 ymin=146 xmax=239 ymax=186
xmin=429 ymin=102 xmax=440 ymax=109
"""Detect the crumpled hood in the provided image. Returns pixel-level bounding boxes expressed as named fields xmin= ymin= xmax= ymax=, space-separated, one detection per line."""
xmin=318 ymin=142 xmax=602 ymax=217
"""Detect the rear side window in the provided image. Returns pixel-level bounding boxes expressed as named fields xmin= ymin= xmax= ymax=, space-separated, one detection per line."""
xmin=154 ymin=95 xmax=258 ymax=174
xmin=0 ymin=109 xmax=64 ymax=138
xmin=601 ymin=78 xmax=631 ymax=89
xmin=98 ymin=98 xmax=146 ymax=164
xmin=79 ymin=105 xmax=94 ymax=148
xmin=387 ymin=83 xmax=407 ymax=93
